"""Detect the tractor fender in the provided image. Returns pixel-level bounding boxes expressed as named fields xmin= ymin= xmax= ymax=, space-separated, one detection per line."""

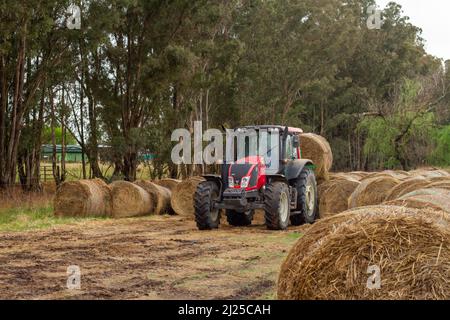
xmin=284 ymin=159 xmax=314 ymax=181
xmin=202 ymin=175 xmax=223 ymax=194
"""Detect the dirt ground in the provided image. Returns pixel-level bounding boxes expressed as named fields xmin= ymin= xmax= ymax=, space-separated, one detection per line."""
xmin=0 ymin=214 xmax=310 ymax=300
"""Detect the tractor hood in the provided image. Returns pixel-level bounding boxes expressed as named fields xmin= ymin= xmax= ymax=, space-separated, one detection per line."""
xmin=228 ymin=156 xmax=265 ymax=190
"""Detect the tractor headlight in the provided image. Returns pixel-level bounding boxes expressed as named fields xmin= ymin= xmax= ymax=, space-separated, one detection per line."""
xmin=240 ymin=176 xmax=250 ymax=189
xmin=228 ymin=176 xmax=235 ymax=187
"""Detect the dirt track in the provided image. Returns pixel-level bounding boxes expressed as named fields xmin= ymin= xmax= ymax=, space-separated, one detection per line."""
xmin=0 ymin=214 xmax=308 ymax=300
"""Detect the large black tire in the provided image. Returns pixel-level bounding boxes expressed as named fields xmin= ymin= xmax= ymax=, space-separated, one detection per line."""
xmin=264 ymin=182 xmax=291 ymax=230
xmin=194 ymin=181 xmax=221 ymax=230
xmin=290 ymin=168 xmax=319 ymax=226
xmin=226 ymin=210 xmax=254 ymax=227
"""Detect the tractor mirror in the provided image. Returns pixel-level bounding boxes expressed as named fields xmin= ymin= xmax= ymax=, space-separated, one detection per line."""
xmin=293 ymin=135 xmax=300 ymax=148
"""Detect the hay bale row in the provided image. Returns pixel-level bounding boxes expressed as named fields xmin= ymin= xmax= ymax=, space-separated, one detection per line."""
xmin=278 ymin=205 xmax=450 ymax=300
xmin=54 ymin=178 xmax=173 ymax=218
xmin=300 ymin=133 xmax=333 ymax=183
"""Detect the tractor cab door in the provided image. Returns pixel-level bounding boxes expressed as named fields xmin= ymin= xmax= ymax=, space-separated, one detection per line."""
xmin=285 ymin=134 xmax=300 ymax=160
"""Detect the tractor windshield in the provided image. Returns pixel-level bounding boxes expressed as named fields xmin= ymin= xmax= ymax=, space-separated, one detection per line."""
xmin=226 ymin=128 xmax=280 ymax=174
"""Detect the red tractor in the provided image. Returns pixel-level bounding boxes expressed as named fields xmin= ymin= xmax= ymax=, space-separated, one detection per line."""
xmin=194 ymin=125 xmax=319 ymax=230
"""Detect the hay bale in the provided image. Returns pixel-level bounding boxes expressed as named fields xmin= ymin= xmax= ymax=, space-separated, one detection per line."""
xmin=318 ymin=178 xmax=360 ymax=218
xmin=428 ymin=176 xmax=450 ymax=183
xmin=348 ymin=176 xmax=400 ymax=208
xmin=329 ymin=172 xmax=363 ymax=182
xmin=361 ymin=170 xmax=409 ymax=181
xmin=410 ymin=169 xmax=450 ymax=179
xmin=387 ymin=188 xmax=450 ymax=214
xmin=54 ymin=179 xmax=111 ymax=217
xmin=300 ymin=133 xmax=333 ymax=182
xmin=110 ymin=181 xmax=152 ymax=218
xmin=171 ymin=176 xmax=205 ymax=216
xmin=348 ymin=171 xmax=371 ymax=180
xmin=425 ymin=181 xmax=450 ymax=190
xmin=134 ymin=180 xmax=172 ymax=215
xmin=278 ymin=206 xmax=450 ymax=300
xmin=384 ymin=177 xmax=428 ymax=201
xmin=154 ymin=178 xmax=181 ymax=191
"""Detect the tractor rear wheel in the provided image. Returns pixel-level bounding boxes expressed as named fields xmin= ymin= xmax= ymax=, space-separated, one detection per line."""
xmin=226 ymin=210 xmax=254 ymax=227
xmin=194 ymin=181 xmax=221 ymax=230
xmin=264 ymin=182 xmax=290 ymax=230
xmin=290 ymin=167 xmax=319 ymax=226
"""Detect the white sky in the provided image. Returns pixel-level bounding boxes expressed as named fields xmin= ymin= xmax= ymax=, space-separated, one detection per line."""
xmin=377 ymin=0 xmax=450 ymax=61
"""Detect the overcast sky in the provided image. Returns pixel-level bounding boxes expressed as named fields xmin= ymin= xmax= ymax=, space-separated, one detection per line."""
xmin=376 ymin=0 xmax=450 ymax=61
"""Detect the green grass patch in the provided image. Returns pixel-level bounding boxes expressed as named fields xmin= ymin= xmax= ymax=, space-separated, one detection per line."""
xmin=0 ymin=204 xmax=106 ymax=232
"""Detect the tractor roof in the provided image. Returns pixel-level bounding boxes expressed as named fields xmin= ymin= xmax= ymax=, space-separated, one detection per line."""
xmin=235 ymin=125 xmax=303 ymax=134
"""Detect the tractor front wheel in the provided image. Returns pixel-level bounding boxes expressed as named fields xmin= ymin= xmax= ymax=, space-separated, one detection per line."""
xmin=290 ymin=168 xmax=319 ymax=226
xmin=264 ymin=182 xmax=290 ymax=230
xmin=194 ymin=181 xmax=221 ymax=230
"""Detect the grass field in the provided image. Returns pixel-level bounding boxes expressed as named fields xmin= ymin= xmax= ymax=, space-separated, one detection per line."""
xmin=0 ymin=192 xmax=107 ymax=232
xmin=0 ymin=191 xmax=306 ymax=300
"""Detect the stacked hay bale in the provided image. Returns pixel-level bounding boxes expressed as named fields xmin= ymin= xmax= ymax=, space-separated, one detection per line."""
xmin=348 ymin=176 xmax=400 ymax=208
xmin=410 ymin=168 xmax=450 ymax=179
xmin=110 ymin=181 xmax=153 ymax=218
xmin=384 ymin=177 xmax=430 ymax=202
xmin=361 ymin=170 xmax=409 ymax=182
xmin=134 ymin=180 xmax=172 ymax=215
xmin=386 ymin=188 xmax=450 ymax=214
xmin=278 ymin=205 xmax=450 ymax=300
xmin=426 ymin=181 xmax=450 ymax=190
xmin=154 ymin=178 xmax=181 ymax=191
xmin=171 ymin=176 xmax=205 ymax=217
xmin=318 ymin=178 xmax=360 ymax=218
xmin=300 ymin=133 xmax=333 ymax=183
xmin=54 ymin=179 xmax=112 ymax=217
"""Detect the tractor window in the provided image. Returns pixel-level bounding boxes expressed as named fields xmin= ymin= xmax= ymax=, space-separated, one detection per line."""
xmin=285 ymin=135 xmax=297 ymax=160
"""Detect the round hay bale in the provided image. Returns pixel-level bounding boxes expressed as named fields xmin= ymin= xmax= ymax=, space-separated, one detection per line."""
xmin=154 ymin=178 xmax=181 ymax=191
xmin=329 ymin=172 xmax=363 ymax=182
xmin=110 ymin=181 xmax=152 ymax=218
xmin=411 ymin=169 xmax=450 ymax=179
xmin=388 ymin=188 xmax=450 ymax=214
xmin=278 ymin=206 xmax=450 ymax=300
xmin=384 ymin=177 xmax=428 ymax=201
xmin=134 ymin=180 xmax=172 ymax=215
xmin=318 ymin=179 xmax=360 ymax=218
xmin=300 ymin=133 xmax=333 ymax=182
xmin=425 ymin=181 xmax=450 ymax=190
xmin=361 ymin=171 xmax=409 ymax=181
xmin=347 ymin=171 xmax=371 ymax=180
xmin=278 ymin=205 xmax=409 ymax=300
xmin=427 ymin=176 xmax=450 ymax=183
xmin=171 ymin=176 xmax=205 ymax=216
xmin=348 ymin=176 xmax=400 ymax=208
xmin=54 ymin=179 xmax=112 ymax=217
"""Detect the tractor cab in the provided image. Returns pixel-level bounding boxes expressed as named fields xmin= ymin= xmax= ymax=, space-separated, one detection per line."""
xmin=224 ymin=126 xmax=303 ymax=187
